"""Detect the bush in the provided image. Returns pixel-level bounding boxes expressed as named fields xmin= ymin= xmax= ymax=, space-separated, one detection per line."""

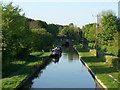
xmin=16 ymin=48 xmax=30 ymax=59
xmin=100 ymin=45 xmax=106 ymax=51
xmin=88 ymin=43 xmax=95 ymax=49
xmin=74 ymin=44 xmax=89 ymax=52
xmin=118 ymin=49 xmax=120 ymax=57
xmin=90 ymin=49 xmax=96 ymax=56
xmin=112 ymin=58 xmax=120 ymax=70
xmin=105 ymin=55 xmax=114 ymax=66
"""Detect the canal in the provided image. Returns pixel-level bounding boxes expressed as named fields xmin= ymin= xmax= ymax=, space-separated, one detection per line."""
xmin=29 ymin=46 xmax=96 ymax=88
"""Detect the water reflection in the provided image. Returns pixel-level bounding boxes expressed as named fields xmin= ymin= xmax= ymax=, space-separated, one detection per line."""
xmin=50 ymin=52 xmax=62 ymax=63
xmin=62 ymin=46 xmax=79 ymax=61
xmin=51 ymin=58 xmax=60 ymax=63
xmin=29 ymin=46 xmax=96 ymax=88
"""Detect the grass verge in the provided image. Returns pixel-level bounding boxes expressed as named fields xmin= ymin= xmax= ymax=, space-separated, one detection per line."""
xmin=2 ymin=52 xmax=50 ymax=90
xmin=74 ymin=44 xmax=120 ymax=89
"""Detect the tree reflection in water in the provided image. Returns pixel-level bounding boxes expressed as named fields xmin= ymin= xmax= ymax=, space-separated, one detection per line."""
xmin=62 ymin=46 xmax=79 ymax=61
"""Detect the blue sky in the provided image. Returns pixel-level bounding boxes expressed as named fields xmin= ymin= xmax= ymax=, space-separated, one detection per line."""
xmin=2 ymin=0 xmax=120 ymax=28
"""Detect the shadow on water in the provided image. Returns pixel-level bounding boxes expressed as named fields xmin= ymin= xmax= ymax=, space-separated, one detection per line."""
xmin=62 ymin=46 xmax=79 ymax=61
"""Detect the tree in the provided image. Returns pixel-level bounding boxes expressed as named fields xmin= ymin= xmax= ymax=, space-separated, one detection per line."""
xmin=30 ymin=28 xmax=53 ymax=51
xmin=37 ymin=20 xmax=48 ymax=28
xmin=82 ymin=23 xmax=96 ymax=48
xmin=99 ymin=12 xmax=118 ymax=41
xmin=59 ymin=24 xmax=81 ymax=43
xmin=46 ymin=24 xmax=59 ymax=39
xmin=117 ymin=18 xmax=120 ymax=57
xmin=27 ymin=19 xmax=48 ymax=29
xmin=2 ymin=2 xmax=29 ymax=59
xmin=83 ymin=23 xmax=96 ymax=42
xmin=98 ymin=11 xmax=119 ymax=55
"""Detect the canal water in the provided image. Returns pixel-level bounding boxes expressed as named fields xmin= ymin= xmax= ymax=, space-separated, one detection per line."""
xmin=30 ymin=46 xmax=96 ymax=88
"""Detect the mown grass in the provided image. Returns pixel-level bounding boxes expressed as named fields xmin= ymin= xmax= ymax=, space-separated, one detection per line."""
xmin=74 ymin=44 xmax=120 ymax=89
xmin=2 ymin=52 xmax=50 ymax=90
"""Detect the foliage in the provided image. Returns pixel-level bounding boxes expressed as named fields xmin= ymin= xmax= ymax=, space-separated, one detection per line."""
xmin=46 ymin=24 xmax=59 ymax=39
xmin=83 ymin=23 xmax=96 ymax=43
xmin=98 ymin=11 xmax=119 ymax=56
xmin=74 ymin=44 xmax=89 ymax=52
xmin=2 ymin=3 xmax=82 ymax=63
xmin=88 ymin=43 xmax=95 ymax=49
xmin=37 ymin=20 xmax=48 ymax=28
xmin=59 ymin=24 xmax=81 ymax=42
xmin=83 ymin=11 xmax=119 ymax=56
xmin=99 ymin=12 xmax=118 ymax=41
xmin=117 ymin=19 xmax=120 ymax=57
xmin=27 ymin=18 xmax=48 ymax=29
xmin=30 ymin=28 xmax=53 ymax=52
xmin=2 ymin=2 xmax=54 ymax=65
xmin=2 ymin=2 xmax=29 ymax=60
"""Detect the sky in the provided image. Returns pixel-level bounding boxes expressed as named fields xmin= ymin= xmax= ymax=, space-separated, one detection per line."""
xmin=2 ymin=0 xmax=120 ymax=28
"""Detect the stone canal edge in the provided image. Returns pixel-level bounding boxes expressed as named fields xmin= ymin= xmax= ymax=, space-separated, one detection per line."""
xmin=15 ymin=47 xmax=107 ymax=90
xmin=74 ymin=47 xmax=107 ymax=90
xmin=15 ymin=58 xmax=50 ymax=90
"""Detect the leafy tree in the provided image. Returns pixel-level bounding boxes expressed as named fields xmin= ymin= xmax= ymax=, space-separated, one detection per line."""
xmin=30 ymin=28 xmax=53 ymax=52
xmin=2 ymin=2 xmax=29 ymax=60
xmin=82 ymin=23 xmax=96 ymax=48
xmin=59 ymin=24 xmax=81 ymax=42
xmin=98 ymin=11 xmax=119 ymax=55
xmin=117 ymin=18 xmax=120 ymax=57
xmin=46 ymin=24 xmax=59 ymax=39
xmin=27 ymin=19 xmax=39 ymax=29
xmin=83 ymin=23 xmax=96 ymax=42
xmin=27 ymin=18 xmax=48 ymax=29
xmin=99 ymin=12 xmax=118 ymax=41
xmin=37 ymin=20 xmax=48 ymax=28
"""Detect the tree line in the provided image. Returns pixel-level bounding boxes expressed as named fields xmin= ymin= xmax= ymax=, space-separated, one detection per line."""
xmin=2 ymin=2 xmax=81 ymax=64
xmin=3 ymin=2 xmax=119 ymax=65
xmin=2 ymin=2 xmax=59 ymax=61
xmin=82 ymin=11 xmax=120 ymax=56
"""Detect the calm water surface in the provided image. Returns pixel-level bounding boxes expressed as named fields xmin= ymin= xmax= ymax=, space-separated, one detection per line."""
xmin=30 ymin=46 xmax=96 ymax=88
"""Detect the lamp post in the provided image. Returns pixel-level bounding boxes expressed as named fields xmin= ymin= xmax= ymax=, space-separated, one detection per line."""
xmin=117 ymin=1 xmax=120 ymax=72
xmin=93 ymin=14 xmax=100 ymax=57
xmin=96 ymin=15 xmax=99 ymax=57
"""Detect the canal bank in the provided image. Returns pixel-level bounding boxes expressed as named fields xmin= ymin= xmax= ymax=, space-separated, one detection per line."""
xmin=16 ymin=57 xmax=51 ymax=89
xmin=2 ymin=52 xmax=51 ymax=90
xmin=74 ymin=46 xmax=107 ymax=90
xmin=27 ymin=46 xmax=98 ymax=89
xmin=74 ymin=44 xmax=119 ymax=89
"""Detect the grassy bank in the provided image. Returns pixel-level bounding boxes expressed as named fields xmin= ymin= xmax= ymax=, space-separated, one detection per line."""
xmin=2 ymin=52 xmax=51 ymax=89
xmin=74 ymin=44 xmax=120 ymax=89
